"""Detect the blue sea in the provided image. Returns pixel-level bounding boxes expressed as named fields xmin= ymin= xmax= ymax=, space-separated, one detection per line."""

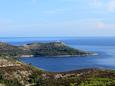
xmin=0 ymin=37 xmax=115 ymax=72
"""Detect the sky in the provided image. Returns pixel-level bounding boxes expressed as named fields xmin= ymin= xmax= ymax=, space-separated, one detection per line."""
xmin=0 ymin=0 xmax=115 ymax=37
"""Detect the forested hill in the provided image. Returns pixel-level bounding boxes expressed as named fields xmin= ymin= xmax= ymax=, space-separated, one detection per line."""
xmin=0 ymin=41 xmax=93 ymax=57
xmin=20 ymin=42 xmax=92 ymax=56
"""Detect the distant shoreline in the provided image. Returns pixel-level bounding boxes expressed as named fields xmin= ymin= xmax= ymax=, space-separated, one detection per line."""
xmin=20 ymin=53 xmax=98 ymax=58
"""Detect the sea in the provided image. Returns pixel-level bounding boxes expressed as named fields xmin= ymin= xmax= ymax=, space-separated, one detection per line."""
xmin=0 ymin=37 xmax=115 ymax=72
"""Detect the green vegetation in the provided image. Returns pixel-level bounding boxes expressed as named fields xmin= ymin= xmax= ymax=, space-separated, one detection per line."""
xmin=0 ymin=42 xmax=93 ymax=57
xmin=79 ymin=78 xmax=115 ymax=86
xmin=0 ymin=42 xmax=22 ymax=57
xmin=0 ymin=57 xmax=115 ymax=86
xmin=0 ymin=73 xmax=21 ymax=86
xmin=21 ymin=42 xmax=92 ymax=56
xmin=0 ymin=42 xmax=115 ymax=86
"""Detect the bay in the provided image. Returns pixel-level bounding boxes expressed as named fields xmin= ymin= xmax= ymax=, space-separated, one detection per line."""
xmin=0 ymin=37 xmax=115 ymax=72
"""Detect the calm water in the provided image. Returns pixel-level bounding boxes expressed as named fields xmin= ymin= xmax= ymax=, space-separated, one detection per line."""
xmin=0 ymin=37 xmax=115 ymax=72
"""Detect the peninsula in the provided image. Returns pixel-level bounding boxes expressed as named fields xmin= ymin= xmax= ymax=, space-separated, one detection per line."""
xmin=0 ymin=41 xmax=94 ymax=57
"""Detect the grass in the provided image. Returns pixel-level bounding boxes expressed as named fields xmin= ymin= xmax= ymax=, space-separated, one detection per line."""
xmin=78 ymin=77 xmax=115 ymax=86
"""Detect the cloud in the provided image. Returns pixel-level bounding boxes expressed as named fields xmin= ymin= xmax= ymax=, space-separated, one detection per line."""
xmin=107 ymin=0 xmax=115 ymax=12
xmin=96 ymin=22 xmax=105 ymax=29
xmin=91 ymin=0 xmax=115 ymax=12
xmin=1 ymin=18 xmax=115 ymax=30
xmin=95 ymin=21 xmax=115 ymax=29
xmin=0 ymin=19 xmax=115 ymax=37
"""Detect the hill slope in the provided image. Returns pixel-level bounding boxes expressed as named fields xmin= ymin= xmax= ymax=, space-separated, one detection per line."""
xmin=0 ymin=58 xmax=115 ymax=86
xmin=0 ymin=42 xmax=22 ymax=56
xmin=0 ymin=41 xmax=93 ymax=57
xmin=20 ymin=42 xmax=93 ymax=57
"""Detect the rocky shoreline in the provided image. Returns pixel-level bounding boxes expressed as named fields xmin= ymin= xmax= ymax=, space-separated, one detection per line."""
xmin=20 ymin=52 xmax=97 ymax=58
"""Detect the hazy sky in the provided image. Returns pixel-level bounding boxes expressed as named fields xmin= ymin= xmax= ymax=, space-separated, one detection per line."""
xmin=0 ymin=0 xmax=115 ymax=37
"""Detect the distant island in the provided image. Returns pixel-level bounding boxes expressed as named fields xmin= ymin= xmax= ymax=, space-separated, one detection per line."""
xmin=0 ymin=41 xmax=95 ymax=57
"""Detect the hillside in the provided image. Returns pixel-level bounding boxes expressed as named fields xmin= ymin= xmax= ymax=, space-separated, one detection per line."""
xmin=0 ymin=58 xmax=115 ymax=86
xmin=0 ymin=58 xmax=44 ymax=86
xmin=0 ymin=42 xmax=22 ymax=57
xmin=20 ymin=42 xmax=93 ymax=57
xmin=0 ymin=42 xmax=93 ymax=57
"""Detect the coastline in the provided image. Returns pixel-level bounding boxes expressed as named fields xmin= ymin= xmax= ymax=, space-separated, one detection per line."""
xmin=20 ymin=52 xmax=98 ymax=58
